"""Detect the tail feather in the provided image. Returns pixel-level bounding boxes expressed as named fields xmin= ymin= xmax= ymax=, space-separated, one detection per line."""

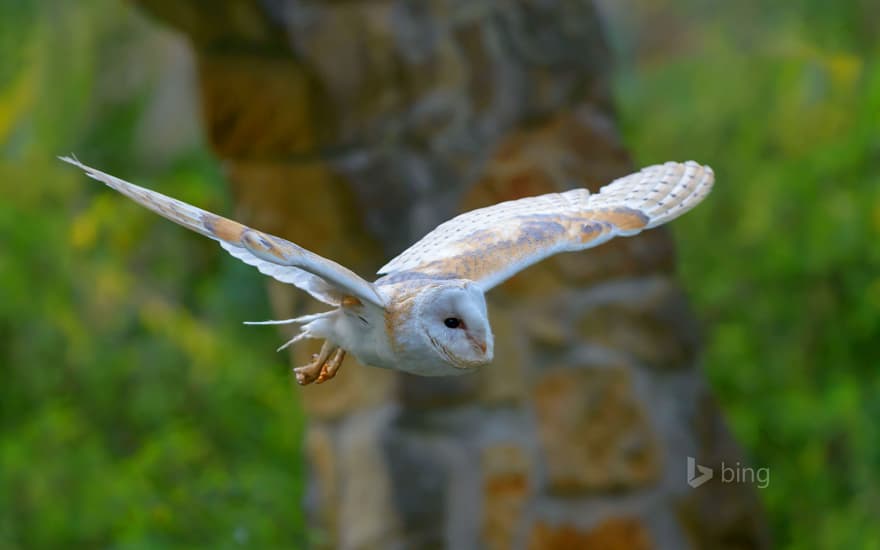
xmin=277 ymin=332 xmax=308 ymax=352
xmin=244 ymin=310 xmax=337 ymax=352
xmin=242 ymin=311 xmax=330 ymax=326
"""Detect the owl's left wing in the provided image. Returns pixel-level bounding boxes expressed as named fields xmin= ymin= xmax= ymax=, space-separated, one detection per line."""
xmin=378 ymin=161 xmax=713 ymax=292
xmin=61 ymin=156 xmax=385 ymax=308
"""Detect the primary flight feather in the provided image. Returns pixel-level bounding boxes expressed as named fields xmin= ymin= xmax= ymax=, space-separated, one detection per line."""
xmin=61 ymin=156 xmax=713 ymax=385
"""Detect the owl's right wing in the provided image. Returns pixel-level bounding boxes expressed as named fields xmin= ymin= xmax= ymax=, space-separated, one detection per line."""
xmin=378 ymin=161 xmax=713 ymax=292
xmin=61 ymin=156 xmax=385 ymax=308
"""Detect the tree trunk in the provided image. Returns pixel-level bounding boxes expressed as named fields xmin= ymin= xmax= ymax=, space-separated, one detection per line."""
xmin=135 ymin=1 xmax=769 ymax=548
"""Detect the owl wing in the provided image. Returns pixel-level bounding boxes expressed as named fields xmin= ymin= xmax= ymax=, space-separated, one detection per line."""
xmin=61 ymin=156 xmax=385 ymax=308
xmin=378 ymin=161 xmax=713 ymax=291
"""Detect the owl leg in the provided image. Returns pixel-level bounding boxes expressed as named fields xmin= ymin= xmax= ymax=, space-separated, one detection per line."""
xmin=293 ymin=340 xmax=337 ymax=385
xmin=316 ymin=348 xmax=346 ymax=384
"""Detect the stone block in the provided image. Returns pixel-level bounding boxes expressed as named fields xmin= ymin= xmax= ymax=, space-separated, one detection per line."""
xmin=198 ymin=54 xmax=331 ymax=158
xmin=532 ymin=365 xmax=661 ymax=492
xmin=305 ymin=423 xmax=338 ymax=537
xmin=528 ymin=517 xmax=652 ymax=550
xmin=482 ymin=444 xmax=530 ymax=550
xmin=577 ymin=278 xmax=700 ymax=370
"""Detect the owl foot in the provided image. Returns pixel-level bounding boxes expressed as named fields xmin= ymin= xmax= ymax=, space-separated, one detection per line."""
xmin=316 ymin=349 xmax=346 ymax=384
xmin=294 ymin=341 xmax=345 ymax=385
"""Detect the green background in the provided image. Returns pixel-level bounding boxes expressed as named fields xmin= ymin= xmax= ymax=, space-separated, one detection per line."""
xmin=1 ymin=1 xmax=878 ymax=547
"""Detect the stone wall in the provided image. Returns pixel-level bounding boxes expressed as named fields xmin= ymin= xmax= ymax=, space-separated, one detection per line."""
xmin=136 ymin=1 xmax=769 ymax=547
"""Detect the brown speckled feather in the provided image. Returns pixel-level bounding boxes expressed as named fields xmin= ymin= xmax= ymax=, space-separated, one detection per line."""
xmin=61 ymin=156 xmax=385 ymax=308
xmin=378 ymin=161 xmax=713 ymax=291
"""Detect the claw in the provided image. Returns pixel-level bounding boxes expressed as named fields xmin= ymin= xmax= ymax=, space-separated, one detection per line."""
xmin=316 ymin=349 xmax=346 ymax=384
xmin=294 ymin=341 xmax=345 ymax=386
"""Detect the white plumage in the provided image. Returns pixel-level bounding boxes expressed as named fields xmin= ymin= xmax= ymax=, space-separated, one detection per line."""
xmin=61 ymin=156 xmax=713 ymax=385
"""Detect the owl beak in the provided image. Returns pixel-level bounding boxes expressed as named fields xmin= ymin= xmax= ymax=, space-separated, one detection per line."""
xmin=469 ymin=335 xmax=487 ymax=355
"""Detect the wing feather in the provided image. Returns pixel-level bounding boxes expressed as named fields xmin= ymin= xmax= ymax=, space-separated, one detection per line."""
xmin=62 ymin=156 xmax=385 ymax=308
xmin=378 ymin=161 xmax=713 ymax=291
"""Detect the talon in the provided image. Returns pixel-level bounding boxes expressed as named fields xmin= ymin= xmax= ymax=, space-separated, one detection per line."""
xmin=316 ymin=349 xmax=346 ymax=384
xmin=294 ymin=365 xmax=318 ymax=385
xmin=294 ymin=341 xmax=345 ymax=386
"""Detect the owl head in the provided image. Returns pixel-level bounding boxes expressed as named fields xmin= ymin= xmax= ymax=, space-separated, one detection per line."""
xmin=414 ymin=281 xmax=494 ymax=372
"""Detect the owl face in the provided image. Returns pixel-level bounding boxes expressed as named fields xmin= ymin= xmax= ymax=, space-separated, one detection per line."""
xmin=416 ymin=282 xmax=494 ymax=371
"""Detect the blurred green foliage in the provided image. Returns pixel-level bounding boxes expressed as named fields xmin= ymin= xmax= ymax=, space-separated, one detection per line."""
xmin=2 ymin=0 xmax=879 ymax=548
xmin=0 ymin=1 xmax=306 ymax=547
xmin=613 ymin=1 xmax=880 ymax=548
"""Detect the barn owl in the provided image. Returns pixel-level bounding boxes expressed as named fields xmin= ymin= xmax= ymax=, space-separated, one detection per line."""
xmin=61 ymin=156 xmax=713 ymax=385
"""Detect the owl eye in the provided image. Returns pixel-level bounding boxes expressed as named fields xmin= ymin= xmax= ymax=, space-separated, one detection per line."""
xmin=444 ymin=317 xmax=462 ymax=329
